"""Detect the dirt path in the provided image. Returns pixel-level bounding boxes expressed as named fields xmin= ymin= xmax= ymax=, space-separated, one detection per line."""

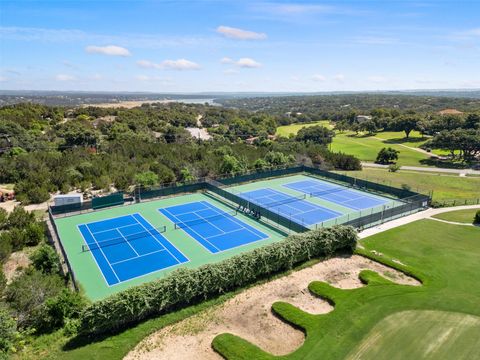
xmin=125 ymin=255 xmax=418 ymax=360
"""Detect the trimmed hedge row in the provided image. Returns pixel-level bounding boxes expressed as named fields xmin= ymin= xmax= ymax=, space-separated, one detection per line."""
xmin=79 ymin=226 xmax=357 ymax=335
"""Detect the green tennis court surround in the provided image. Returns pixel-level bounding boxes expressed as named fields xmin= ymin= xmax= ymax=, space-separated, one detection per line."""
xmin=49 ymin=166 xmax=430 ymax=301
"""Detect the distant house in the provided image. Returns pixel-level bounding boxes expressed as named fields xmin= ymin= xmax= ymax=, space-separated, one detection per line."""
xmin=355 ymin=115 xmax=372 ymax=123
xmin=438 ymin=109 xmax=464 ymax=116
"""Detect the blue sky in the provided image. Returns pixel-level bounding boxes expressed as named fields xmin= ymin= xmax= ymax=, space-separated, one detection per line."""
xmin=1 ymin=0 xmax=479 ymax=92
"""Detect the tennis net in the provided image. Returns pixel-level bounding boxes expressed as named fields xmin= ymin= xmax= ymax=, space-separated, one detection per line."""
xmin=309 ymin=186 xmax=346 ymax=198
xmin=261 ymin=193 xmax=306 ymax=208
xmin=82 ymin=225 xmax=167 ymax=252
xmin=174 ymin=210 xmax=238 ymax=229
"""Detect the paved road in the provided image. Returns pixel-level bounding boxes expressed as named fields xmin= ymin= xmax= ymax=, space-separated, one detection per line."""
xmin=362 ymin=162 xmax=480 ymax=176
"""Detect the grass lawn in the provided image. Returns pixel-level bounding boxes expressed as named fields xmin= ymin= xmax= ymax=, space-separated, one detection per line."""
xmin=276 ymin=121 xmax=453 ymax=165
xmin=330 ymin=131 xmax=430 ymax=166
xmin=433 ymin=209 xmax=479 ymax=224
xmin=275 ymin=120 xmax=332 ymax=137
xmin=213 ymin=219 xmax=480 ymax=359
xmin=337 ymin=167 xmax=480 ymax=201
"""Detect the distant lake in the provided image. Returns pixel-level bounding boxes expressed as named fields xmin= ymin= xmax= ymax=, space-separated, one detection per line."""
xmin=172 ymin=98 xmax=219 ymax=105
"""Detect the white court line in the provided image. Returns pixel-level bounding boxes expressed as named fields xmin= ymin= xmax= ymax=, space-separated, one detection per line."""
xmin=115 ymin=228 xmax=140 ymax=257
xmin=192 ymin=209 xmax=227 ymax=234
xmin=110 ymin=248 xmax=167 ymax=266
xmin=205 ymin=228 xmax=246 ymax=241
xmin=85 ymin=224 xmax=121 ymax=283
xmin=162 ymin=207 xmax=221 ymax=253
xmin=92 ymin=222 xmax=140 ymax=235
xmin=165 ymin=202 xmax=210 ymax=217
xmin=77 ymin=224 xmax=112 ymax=286
xmin=201 ymin=201 xmax=266 ymax=240
xmin=132 ymin=213 xmax=184 ymax=264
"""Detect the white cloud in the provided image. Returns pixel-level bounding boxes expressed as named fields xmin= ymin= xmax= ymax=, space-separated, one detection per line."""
xmin=85 ymin=45 xmax=131 ymax=56
xmin=216 ymin=25 xmax=267 ymax=40
xmin=236 ymin=58 xmax=262 ymax=68
xmin=55 ymin=74 xmax=76 ymax=81
xmin=161 ymin=59 xmax=201 ymax=70
xmin=137 ymin=59 xmax=200 ymax=70
xmin=334 ymin=73 xmax=345 ymax=82
xmin=312 ymin=74 xmax=326 ymax=82
xmin=220 ymin=57 xmax=262 ymax=69
xmin=220 ymin=57 xmax=234 ymax=64
xmin=0 ymin=76 xmax=7 ymax=82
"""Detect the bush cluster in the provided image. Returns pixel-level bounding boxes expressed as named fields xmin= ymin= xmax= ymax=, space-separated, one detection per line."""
xmin=0 ymin=207 xmax=44 ymax=262
xmin=79 ymin=226 xmax=357 ymax=335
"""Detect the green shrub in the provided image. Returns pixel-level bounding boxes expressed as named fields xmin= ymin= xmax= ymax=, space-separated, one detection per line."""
xmin=0 ymin=268 xmax=6 ymax=296
xmin=0 ymin=209 xmax=7 ymax=230
xmin=30 ymin=244 xmax=60 ymax=274
xmin=24 ymin=222 xmax=45 ymax=246
xmin=388 ymin=164 xmax=400 ymax=172
xmin=0 ymin=304 xmax=17 ymax=355
xmin=35 ymin=289 xmax=87 ymax=333
xmin=474 ymin=210 xmax=480 ymax=224
xmin=79 ymin=226 xmax=357 ymax=335
xmin=0 ymin=236 xmax=12 ymax=263
xmin=5 ymin=270 xmax=64 ymax=329
xmin=7 ymin=207 xmax=35 ymax=229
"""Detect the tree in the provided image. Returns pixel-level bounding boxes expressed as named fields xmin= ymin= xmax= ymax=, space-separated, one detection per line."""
xmin=134 ymin=171 xmax=159 ymax=188
xmin=264 ymin=151 xmax=294 ymax=166
xmin=296 ymin=125 xmax=335 ymax=145
xmin=7 ymin=206 xmax=35 ymax=229
xmin=179 ymin=168 xmax=195 ymax=183
xmin=58 ymin=120 xmax=98 ymax=148
xmin=359 ymin=119 xmax=377 ymax=135
xmin=465 ymin=113 xmax=480 ymax=129
xmin=35 ymin=289 xmax=86 ymax=333
xmin=219 ymin=155 xmax=246 ymax=175
xmin=30 ymin=244 xmax=60 ymax=274
xmin=5 ymin=270 xmax=64 ymax=329
xmin=426 ymin=129 xmax=480 ymax=161
xmin=394 ymin=116 xmax=419 ymax=138
xmin=253 ymin=158 xmax=268 ymax=170
xmin=376 ymin=147 xmax=399 ymax=164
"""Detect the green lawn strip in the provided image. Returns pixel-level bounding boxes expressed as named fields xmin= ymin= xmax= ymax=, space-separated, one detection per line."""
xmin=432 ymin=209 xmax=479 ymax=224
xmin=337 ymin=168 xmax=480 ymax=200
xmin=212 ymin=220 xmax=480 ymax=359
xmin=275 ymin=121 xmax=332 ymax=137
xmin=331 ymin=132 xmax=429 ymax=166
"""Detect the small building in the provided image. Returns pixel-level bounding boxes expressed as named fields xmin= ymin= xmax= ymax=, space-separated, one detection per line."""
xmin=438 ymin=109 xmax=464 ymax=116
xmin=356 ymin=115 xmax=372 ymax=123
xmin=54 ymin=194 xmax=83 ymax=207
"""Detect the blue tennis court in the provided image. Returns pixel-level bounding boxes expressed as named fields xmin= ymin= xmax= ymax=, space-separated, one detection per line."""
xmin=159 ymin=201 xmax=268 ymax=253
xmin=239 ymin=188 xmax=341 ymax=226
xmin=284 ymin=179 xmax=388 ymax=210
xmin=78 ymin=214 xmax=188 ymax=286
